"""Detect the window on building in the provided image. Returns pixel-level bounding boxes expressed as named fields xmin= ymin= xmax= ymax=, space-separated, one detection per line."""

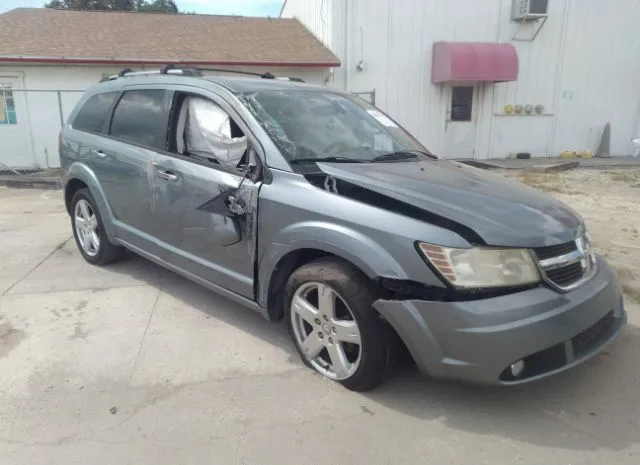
xmin=450 ymin=86 xmax=474 ymax=122
xmin=110 ymin=90 xmax=168 ymax=150
xmin=73 ymin=92 xmax=119 ymax=134
xmin=0 ymin=84 xmax=17 ymax=125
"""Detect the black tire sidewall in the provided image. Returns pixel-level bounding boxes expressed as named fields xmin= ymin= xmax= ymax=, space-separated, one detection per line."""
xmin=284 ymin=258 xmax=392 ymax=391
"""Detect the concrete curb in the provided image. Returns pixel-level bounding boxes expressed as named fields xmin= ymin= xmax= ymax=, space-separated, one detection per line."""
xmin=0 ymin=176 xmax=62 ymax=189
xmin=459 ymin=157 xmax=640 ymax=171
xmin=527 ymin=160 xmax=581 ymax=173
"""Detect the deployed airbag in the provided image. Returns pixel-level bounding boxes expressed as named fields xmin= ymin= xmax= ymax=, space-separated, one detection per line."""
xmin=186 ymin=97 xmax=247 ymax=167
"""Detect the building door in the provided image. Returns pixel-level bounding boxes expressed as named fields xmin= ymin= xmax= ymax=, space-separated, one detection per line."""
xmin=443 ymin=85 xmax=479 ymax=159
xmin=0 ymin=76 xmax=34 ymax=169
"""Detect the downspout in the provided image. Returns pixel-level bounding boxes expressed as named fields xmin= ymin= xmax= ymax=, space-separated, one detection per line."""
xmin=548 ymin=0 xmax=572 ymax=156
xmin=344 ymin=0 xmax=351 ymax=92
xmin=279 ymin=0 xmax=288 ymax=17
xmin=486 ymin=0 xmax=505 ymax=160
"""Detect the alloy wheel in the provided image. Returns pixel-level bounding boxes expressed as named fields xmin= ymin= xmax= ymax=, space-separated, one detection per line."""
xmin=74 ymin=199 xmax=100 ymax=257
xmin=290 ymin=282 xmax=362 ymax=380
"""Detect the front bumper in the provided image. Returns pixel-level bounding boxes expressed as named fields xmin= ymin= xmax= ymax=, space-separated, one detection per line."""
xmin=374 ymin=257 xmax=626 ymax=385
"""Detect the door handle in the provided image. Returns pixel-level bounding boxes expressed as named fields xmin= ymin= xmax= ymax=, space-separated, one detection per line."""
xmin=156 ymin=170 xmax=179 ymax=182
xmin=91 ymin=149 xmax=107 ymax=158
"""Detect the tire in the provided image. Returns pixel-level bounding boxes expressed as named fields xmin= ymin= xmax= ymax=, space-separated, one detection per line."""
xmin=284 ymin=258 xmax=396 ymax=392
xmin=70 ymin=188 xmax=123 ymax=265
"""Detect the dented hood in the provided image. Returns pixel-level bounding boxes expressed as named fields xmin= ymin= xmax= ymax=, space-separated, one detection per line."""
xmin=317 ymin=160 xmax=582 ymax=248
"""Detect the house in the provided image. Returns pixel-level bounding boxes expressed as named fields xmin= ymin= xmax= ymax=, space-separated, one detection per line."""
xmin=0 ymin=8 xmax=339 ymax=169
xmin=281 ymin=0 xmax=640 ymax=160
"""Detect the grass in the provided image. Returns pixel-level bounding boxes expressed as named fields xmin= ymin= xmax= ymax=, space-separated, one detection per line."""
xmin=613 ymin=266 xmax=635 ymax=283
xmin=613 ymin=266 xmax=640 ymax=303
xmin=516 ymin=172 xmax=580 ymax=194
xmin=622 ymin=283 xmax=640 ymax=304
xmin=607 ymin=170 xmax=640 ymax=183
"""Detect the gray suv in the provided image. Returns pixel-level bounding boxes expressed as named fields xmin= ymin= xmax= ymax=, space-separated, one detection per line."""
xmin=60 ymin=66 xmax=626 ymax=391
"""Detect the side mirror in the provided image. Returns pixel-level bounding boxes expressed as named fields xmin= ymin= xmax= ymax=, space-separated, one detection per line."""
xmin=246 ymin=146 xmax=262 ymax=183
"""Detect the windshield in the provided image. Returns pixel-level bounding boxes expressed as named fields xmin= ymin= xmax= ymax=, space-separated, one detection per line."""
xmin=239 ymin=90 xmax=432 ymax=163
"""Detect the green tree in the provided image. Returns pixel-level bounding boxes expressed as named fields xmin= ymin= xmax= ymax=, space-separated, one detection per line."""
xmin=44 ymin=0 xmax=179 ymax=13
xmin=137 ymin=0 xmax=178 ymax=13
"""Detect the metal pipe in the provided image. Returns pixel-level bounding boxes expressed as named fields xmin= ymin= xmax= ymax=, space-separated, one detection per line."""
xmin=548 ymin=0 xmax=573 ymax=156
xmin=56 ymin=91 xmax=64 ymax=127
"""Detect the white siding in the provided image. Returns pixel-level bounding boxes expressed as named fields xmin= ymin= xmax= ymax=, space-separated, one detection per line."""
xmin=290 ymin=0 xmax=640 ymax=159
xmin=280 ymin=0 xmax=333 ymax=48
xmin=552 ymin=0 xmax=640 ymax=156
xmin=0 ymin=64 xmax=326 ymax=168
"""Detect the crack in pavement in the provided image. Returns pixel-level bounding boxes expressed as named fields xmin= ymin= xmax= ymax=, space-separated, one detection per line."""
xmin=2 ymin=236 xmax=73 ymax=296
xmin=128 ymin=284 xmax=163 ymax=381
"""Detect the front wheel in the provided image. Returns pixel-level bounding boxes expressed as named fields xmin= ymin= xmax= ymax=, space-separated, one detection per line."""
xmin=284 ymin=258 xmax=395 ymax=392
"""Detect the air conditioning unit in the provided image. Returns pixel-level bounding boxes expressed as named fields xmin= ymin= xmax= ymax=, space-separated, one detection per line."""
xmin=512 ymin=0 xmax=549 ymax=21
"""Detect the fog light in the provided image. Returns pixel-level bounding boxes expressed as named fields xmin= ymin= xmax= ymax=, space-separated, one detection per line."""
xmin=510 ymin=360 xmax=525 ymax=377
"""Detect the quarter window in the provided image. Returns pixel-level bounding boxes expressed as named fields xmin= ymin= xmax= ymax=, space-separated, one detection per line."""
xmin=73 ymin=92 xmax=118 ymax=134
xmin=110 ymin=90 xmax=167 ymax=150
xmin=0 ymin=84 xmax=17 ymax=125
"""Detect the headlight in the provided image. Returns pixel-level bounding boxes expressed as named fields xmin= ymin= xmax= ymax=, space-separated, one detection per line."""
xmin=418 ymin=242 xmax=540 ymax=289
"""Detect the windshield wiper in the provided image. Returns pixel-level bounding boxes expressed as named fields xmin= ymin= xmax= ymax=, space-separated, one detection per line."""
xmin=290 ymin=156 xmax=365 ymax=164
xmin=372 ymin=150 xmax=436 ymax=162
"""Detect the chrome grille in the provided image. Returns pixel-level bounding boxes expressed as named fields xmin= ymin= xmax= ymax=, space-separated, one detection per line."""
xmin=533 ymin=241 xmax=578 ymax=260
xmin=534 ymin=236 xmax=596 ymax=291
xmin=545 ymin=261 xmax=584 ymax=287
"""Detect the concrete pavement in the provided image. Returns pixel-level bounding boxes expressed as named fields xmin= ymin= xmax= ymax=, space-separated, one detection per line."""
xmin=1 ymin=187 xmax=639 ymax=465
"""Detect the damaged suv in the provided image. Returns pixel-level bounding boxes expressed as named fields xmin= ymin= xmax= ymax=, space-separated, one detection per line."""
xmin=60 ymin=67 xmax=626 ymax=391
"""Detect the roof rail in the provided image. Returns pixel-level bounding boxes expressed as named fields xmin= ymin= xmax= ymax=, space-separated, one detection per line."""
xmin=198 ymin=68 xmax=305 ymax=82
xmin=99 ymin=65 xmax=304 ymax=83
xmin=99 ymin=64 xmax=203 ymax=82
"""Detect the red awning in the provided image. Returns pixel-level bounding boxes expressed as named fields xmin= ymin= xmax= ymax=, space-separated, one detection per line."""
xmin=431 ymin=42 xmax=519 ymax=83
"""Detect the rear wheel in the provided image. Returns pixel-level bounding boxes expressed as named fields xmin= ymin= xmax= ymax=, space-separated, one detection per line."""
xmin=284 ymin=258 xmax=395 ymax=391
xmin=71 ymin=188 xmax=123 ymax=265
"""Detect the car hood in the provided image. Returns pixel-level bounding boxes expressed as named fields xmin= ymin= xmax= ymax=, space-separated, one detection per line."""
xmin=316 ymin=160 xmax=582 ymax=248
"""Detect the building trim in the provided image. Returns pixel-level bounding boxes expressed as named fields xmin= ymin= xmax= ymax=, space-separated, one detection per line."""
xmin=0 ymin=56 xmax=340 ymax=68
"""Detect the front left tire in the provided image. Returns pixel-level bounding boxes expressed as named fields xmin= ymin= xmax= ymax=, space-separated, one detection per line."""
xmin=284 ymin=258 xmax=396 ymax=392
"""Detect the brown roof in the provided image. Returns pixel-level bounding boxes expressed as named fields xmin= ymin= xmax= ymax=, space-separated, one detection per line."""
xmin=0 ymin=8 xmax=339 ymax=67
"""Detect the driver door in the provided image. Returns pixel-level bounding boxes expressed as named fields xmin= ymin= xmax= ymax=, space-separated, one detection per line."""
xmin=152 ymin=87 xmax=261 ymax=299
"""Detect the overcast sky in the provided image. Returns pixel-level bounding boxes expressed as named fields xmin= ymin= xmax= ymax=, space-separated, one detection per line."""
xmin=0 ymin=0 xmax=283 ymax=16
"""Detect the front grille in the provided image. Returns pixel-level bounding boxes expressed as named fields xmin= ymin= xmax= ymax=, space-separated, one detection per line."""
xmin=545 ymin=262 xmax=584 ymax=287
xmin=572 ymin=311 xmax=615 ymax=358
xmin=533 ymin=241 xmax=578 ymax=260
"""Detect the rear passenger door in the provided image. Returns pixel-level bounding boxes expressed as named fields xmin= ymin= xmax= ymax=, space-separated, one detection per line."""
xmin=95 ymin=87 xmax=170 ymax=257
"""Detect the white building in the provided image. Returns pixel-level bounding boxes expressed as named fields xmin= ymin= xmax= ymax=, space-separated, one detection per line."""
xmin=282 ymin=0 xmax=640 ymax=160
xmin=0 ymin=8 xmax=338 ymax=170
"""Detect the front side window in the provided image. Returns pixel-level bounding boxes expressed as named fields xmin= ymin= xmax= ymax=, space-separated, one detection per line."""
xmin=0 ymin=84 xmax=17 ymax=125
xmin=239 ymin=90 xmax=429 ymax=163
xmin=172 ymin=94 xmax=247 ymax=169
xmin=73 ymin=92 xmax=118 ymax=133
xmin=110 ymin=90 xmax=167 ymax=150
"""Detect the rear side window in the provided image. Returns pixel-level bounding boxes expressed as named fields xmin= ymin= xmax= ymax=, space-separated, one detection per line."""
xmin=73 ymin=92 xmax=118 ymax=134
xmin=110 ymin=90 xmax=167 ymax=150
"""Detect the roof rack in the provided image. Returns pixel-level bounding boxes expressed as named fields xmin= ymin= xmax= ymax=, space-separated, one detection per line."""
xmin=99 ymin=64 xmax=305 ymax=83
xmin=100 ymin=64 xmax=202 ymax=82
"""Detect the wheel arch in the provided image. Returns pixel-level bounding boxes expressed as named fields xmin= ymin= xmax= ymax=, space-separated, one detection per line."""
xmin=63 ymin=163 xmax=117 ymax=241
xmin=258 ymin=223 xmax=409 ymax=322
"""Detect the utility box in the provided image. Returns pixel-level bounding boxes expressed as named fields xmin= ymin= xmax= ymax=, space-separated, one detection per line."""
xmin=512 ymin=0 xmax=549 ymax=21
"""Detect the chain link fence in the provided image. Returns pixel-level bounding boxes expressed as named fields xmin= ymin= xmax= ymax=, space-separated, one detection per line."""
xmin=0 ymin=88 xmax=84 ymax=175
